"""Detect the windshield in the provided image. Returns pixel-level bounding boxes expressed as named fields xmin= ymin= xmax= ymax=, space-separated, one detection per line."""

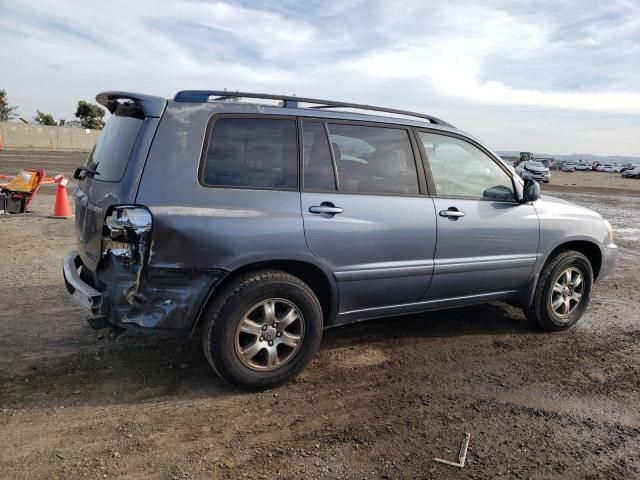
xmin=528 ymin=161 xmax=545 ymax=168
xmin=85 ymin=107 xmax=144 ymax=182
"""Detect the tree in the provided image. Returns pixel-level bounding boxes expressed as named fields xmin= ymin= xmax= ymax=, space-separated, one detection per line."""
xmin=75 ymin=100 xmax=105 ymax=130
xmin=33 ymin=110 xmax=57 ymax=126
xmin=0 ymin=89 xmax=18 ymax=121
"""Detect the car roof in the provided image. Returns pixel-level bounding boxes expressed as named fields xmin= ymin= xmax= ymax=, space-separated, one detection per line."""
xmin=170 ymin=98 xmax=462 ymax=132
xmin=96 ymin=90 xmax=490 ymax=154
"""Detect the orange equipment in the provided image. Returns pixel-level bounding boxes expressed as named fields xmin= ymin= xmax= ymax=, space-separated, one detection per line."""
xmin=0 ymin=169 xmax=46 ymax=213
xmin=51 ymin=174 xmax=73 ymax=218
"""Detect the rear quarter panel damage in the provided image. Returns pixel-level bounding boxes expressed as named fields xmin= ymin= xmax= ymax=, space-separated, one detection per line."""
xmin=122 ymin=102 xmax=329 ymax=330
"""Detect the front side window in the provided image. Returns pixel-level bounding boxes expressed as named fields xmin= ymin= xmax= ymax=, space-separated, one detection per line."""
xmin=327 ymin=124 xmax=419 ymax=195
xmin=202 ymin=118 xmax=298 ymax=189
xmin=419 ymin=132 xmax=515 ymax=201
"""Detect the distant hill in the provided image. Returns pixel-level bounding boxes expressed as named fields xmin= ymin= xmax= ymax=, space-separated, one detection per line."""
xmin=496 ymin=151 xmax=640 ymax=165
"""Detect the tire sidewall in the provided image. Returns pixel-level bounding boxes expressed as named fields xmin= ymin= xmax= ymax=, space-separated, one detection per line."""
xmin=541 ymin=253 xmax=593 ymax=329
xmin=207 ymin=275 xmax=323 ymax=389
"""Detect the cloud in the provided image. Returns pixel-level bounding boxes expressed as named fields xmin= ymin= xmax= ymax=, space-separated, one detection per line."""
xmin=0 ymin=0 xmax=638 ymax=155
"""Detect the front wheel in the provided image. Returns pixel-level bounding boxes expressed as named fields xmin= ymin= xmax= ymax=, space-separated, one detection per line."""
xmin=525 ymin=250 xmax=593 ymax=331
xmin=202 ymin=270 xmax=323 ymax=390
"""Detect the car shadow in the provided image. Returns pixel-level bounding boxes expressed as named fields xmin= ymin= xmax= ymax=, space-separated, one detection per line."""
xmin=321 ymin=302 xmax=535 ymax=350
xmin=0 ymin=298 xmax=536 ymax=410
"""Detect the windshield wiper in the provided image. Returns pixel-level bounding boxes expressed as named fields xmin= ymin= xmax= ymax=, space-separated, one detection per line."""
xmin=74 ymin=166 xmax=100 ymax=180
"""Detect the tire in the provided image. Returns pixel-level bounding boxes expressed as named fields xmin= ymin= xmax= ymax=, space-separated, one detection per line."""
xmin=525 ymin=250 xmax=593 ymax=331
xmin=202 ymin=270 xmax=323 ymax=390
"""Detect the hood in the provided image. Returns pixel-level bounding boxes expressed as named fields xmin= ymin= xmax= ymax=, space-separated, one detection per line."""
xmin=524 ymin=163 xmax=548 ymax=172
xmin=535 ymin=194 xmax=603 ymax=222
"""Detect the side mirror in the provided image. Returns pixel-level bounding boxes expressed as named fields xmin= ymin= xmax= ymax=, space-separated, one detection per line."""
xmin=483 ymin=185 xmax=515 ymax=201
xmin=521 ymin=179 xmax=540 ymax=203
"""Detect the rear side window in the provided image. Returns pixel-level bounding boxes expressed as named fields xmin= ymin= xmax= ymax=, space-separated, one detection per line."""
xmin=86 ymin=108 xmax=143 ymax=182
xmin=302 ymin=122 xmax=336 ymax=190
xmin=202 ymin=118 xmax=298 ymax=189
xmin=327 ymin=124 xmax=419 ymax=195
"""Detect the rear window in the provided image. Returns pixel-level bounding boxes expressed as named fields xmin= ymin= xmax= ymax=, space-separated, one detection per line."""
xmin=85 ymin=108 xmax=143 ymax=182
xmin=202 ymin=118 xmax=298 ymax=189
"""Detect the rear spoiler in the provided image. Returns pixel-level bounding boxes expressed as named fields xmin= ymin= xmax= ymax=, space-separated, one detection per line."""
xmin=96 ymin=91 xmax=166 ymax=118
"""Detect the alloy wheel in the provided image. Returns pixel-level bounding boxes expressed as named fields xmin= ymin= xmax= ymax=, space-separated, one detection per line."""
xmin=234 ymin=298 xmax=305 ymax=371
xmin=550 ymin=267 xmax=584 ymax=318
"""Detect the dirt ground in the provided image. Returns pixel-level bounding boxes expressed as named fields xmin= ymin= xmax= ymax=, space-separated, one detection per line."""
xmin=547 ymin=170 xmax=640 ymax=193
xmin=1 ymin=150 xmax=639 ymax=479
xmin=0 ymin=149 xmax=85 ymax=179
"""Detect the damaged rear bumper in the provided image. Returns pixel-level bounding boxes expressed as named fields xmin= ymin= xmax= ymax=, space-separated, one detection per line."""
xmin=63 ymin=249 xmax=226 ymax=334
xmin=63 ymin=251 xmax=105 ymax=316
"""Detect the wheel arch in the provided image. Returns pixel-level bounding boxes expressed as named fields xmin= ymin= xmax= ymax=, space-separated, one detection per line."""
xmin=546 ymin=240 xmax=602 ymax=279
xmin=513 ymin=239 xmax=602 ymax=309
xmin=193 ymin=259 xmax=339 ymax=330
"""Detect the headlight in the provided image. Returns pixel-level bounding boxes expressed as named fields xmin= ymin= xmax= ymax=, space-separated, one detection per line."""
xmin=603 ymin=220 xmax=613 ymax=243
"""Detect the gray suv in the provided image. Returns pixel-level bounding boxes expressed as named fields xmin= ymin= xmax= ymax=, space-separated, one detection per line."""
xmin=63 ymin=90 xmax=618 ymax=389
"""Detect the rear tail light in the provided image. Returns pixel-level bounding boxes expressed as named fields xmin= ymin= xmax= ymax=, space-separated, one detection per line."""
xmin=102 ymin=206 xmax=152 ymax=265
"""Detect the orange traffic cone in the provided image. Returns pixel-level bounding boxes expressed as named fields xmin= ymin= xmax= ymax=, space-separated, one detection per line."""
xmin=51 ymin=174 xmax=73 ymax=218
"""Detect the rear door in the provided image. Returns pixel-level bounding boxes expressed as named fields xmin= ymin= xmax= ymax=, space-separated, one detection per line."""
xmin=300 ymin=120 xmax=437 ymax=318
xmin=75 ymin=100 xmax=162 ymax=271
xmin=417 ymin=131 xmax=539 ymax=301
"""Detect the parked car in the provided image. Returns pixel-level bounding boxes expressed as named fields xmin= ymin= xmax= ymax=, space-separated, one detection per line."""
xmin=622 ymin=167 xmax=640 ymax=179
xmin=562 ymin=163 xmax=576 ymax=172
xmin=574 ymin=163 xmax=590 ymax=171
xmin=597 ymin=164 xmax=620 ymax=173
xmin=63 ymin=90 xmax=618 ymax=389
xmin=515 ymin=160 xmax=551 ymax=183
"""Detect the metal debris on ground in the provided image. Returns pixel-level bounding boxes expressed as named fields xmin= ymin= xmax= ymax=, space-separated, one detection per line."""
xmin=434 ymin=432 xmax=471 ymax=468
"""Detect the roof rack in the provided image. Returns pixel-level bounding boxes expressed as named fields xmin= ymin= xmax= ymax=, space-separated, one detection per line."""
xmin=173 ymin=90 xmax=454 ymax=127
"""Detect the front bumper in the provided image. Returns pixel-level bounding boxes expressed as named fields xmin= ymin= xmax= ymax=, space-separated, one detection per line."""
xmin=521 ymin=170 xmax=550 ymax=182
xmin=598 ymin=242 xmax=618 ymax=280
xmin=63 ymin=250 xmax=105 ymax=316
xmin=532 ymin=173 xmax=550 ymax=181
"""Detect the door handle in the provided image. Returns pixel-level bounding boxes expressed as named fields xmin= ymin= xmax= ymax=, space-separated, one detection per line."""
xmin=309 ymin=203 xmax=343 ymax=216
xmin=439 ymin=208 xmax=465 ymax=219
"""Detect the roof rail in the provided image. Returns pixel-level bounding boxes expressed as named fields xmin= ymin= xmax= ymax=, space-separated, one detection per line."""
xmin=173 ymin=90 xmax=454 ymax=127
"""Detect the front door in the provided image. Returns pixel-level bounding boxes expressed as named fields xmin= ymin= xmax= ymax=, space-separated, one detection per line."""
xmin=299 ymin=120 xmax=437 ymax=318
xmin=416 ymin=131 xmax=539 ymax=301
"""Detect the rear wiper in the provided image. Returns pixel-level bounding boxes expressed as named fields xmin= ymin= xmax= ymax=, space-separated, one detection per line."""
xmin=74 ymin=167 xmax=100 ymax=180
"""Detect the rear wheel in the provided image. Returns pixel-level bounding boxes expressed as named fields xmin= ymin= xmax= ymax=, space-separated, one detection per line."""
xmin=202 ymin=270 xmax=323 ymax=390
xmin=525 ymin=250 xmax=593 ymax=331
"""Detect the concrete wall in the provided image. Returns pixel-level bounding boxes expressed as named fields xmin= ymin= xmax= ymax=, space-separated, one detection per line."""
xmin=0 ymin=122 xmax=100 ymax=151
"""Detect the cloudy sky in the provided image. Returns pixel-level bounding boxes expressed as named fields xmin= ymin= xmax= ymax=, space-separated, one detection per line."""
xmin=1 ymin=0 xmax=639 ymax=156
